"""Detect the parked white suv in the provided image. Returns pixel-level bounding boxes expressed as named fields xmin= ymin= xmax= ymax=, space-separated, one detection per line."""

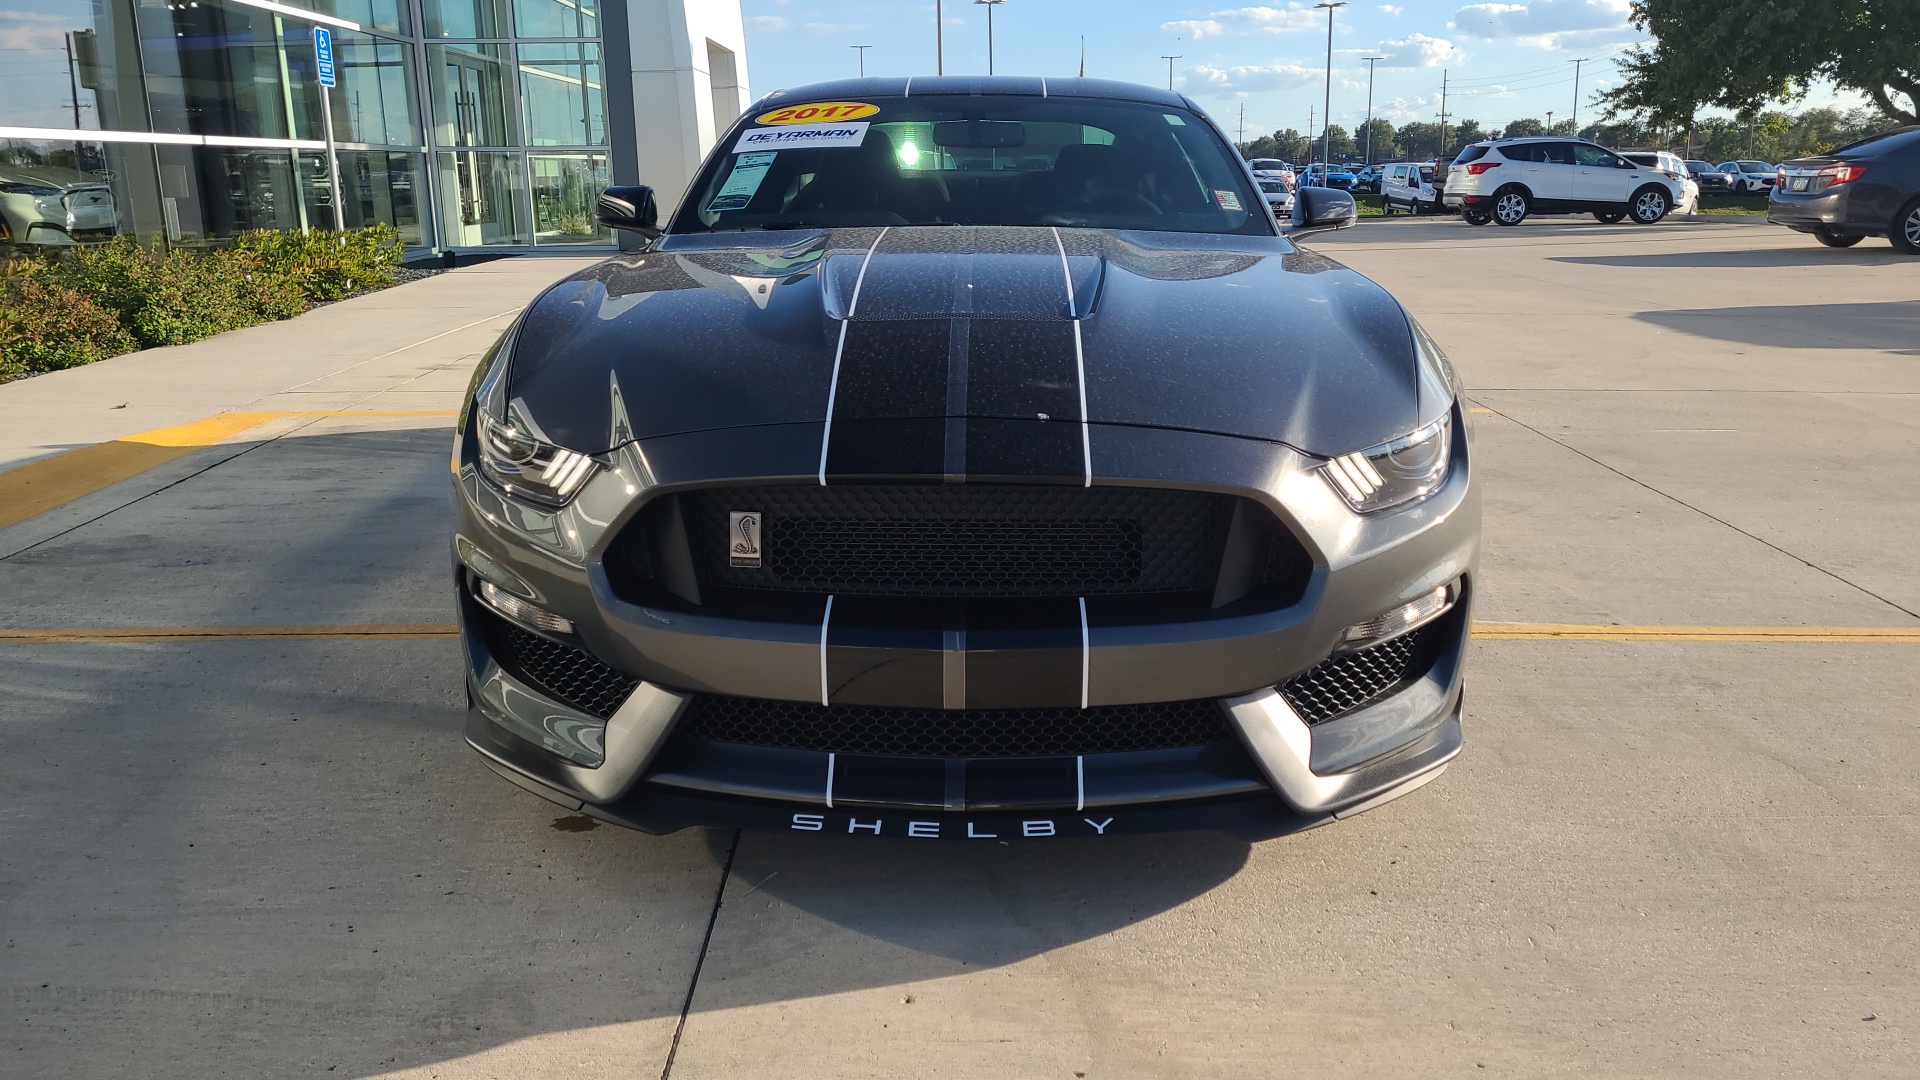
xmin=1380 ymin=161 xmax=1438 ymax=214
xmin=1443 ymin=137 xmax=1686 ymax=227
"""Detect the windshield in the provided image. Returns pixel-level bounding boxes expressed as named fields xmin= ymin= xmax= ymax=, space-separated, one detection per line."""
xmin=1685 ymin=160 xmax=1714 ymax=172
xmin=1830 ymin=128 xmax=1920 ymax=156
xmin=1259 ymin=180 xmax=1286 ymax=193
xmin=673 ymin=94 xmax=1268 ymax=235
xmin=1737 ymin=161 xmax=1770 ymax=171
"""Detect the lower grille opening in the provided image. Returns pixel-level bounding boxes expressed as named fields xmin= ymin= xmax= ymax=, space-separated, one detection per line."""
xmin=1280 ymin=626 xmax=1431 ymax=725
xmin=472 ymin=604 xmax=638 ymax=721
xmin=678 ymin=694 xmax=1235 ymax=758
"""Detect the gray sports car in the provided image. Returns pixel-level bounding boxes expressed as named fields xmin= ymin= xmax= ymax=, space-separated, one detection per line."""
xmin=454 ymin=77 xmax=1480 ymax=841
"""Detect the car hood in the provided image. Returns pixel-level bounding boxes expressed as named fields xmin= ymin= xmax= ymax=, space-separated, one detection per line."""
xmin=506 ymin=226 xmax=1422 ymax=459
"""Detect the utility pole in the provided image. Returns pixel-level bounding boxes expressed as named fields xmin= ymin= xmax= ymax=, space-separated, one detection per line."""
xmin=851 ymin=44 xmax=871 ymax=76
xmin=1546 ymin=110 xmax=1554 ymax=132
xmin=1437 ymin=68 xmax=1449 ymax=160
xmin=975 ymin=0 xmax=1005 ymax=76
xmin=1569 ymin=58 xmax=1589 ymax=132
xmin=1315 ymin=2 xmax=1347 ymax=167
xmin=64 ymin=33 xmax=83 ymax=128
xmin=1362 ymin=55 xmax=1384 ymax=165
xmin=1238 ymin=102 xmax=1245 ymax=146
xmin=1161 ymin=54 xmax=1181 ymax=91
xmin=1078 ymin=35 xmax=1084 ymax=77
xmin=936 ymin=0 xmax=943 ymax=75
xmin=1308 ymin=105 xmax=1315 ymax=161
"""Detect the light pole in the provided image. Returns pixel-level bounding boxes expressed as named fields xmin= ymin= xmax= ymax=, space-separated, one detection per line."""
xmin=1568 ymin=57 xmax=1589 ymax=132
xmin=1361 ymin=55 xmax=1383 ymax=165
xmin=1315 ymin=1 xmax=1347 ymax=167
xmin=1546 ymin=110 xmax=1554 ymax=132
xmin=935 ymin=0 xmax=943 ymax=75
xmin=851 ymin=44 xmax=871 ymax=76
xmin=1161 ymin=54 xmax=1181 ymax=91
xmin=975 ymin=0 xmax=1005 ymax=75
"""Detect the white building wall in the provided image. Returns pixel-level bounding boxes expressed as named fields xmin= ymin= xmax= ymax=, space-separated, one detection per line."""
xmin=627 ymin=0 xmax=753 ymax=218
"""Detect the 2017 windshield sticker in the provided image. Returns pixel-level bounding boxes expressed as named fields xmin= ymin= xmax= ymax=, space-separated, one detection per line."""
xmin=754 ymin=101 xmax=879 ymax=125
xmin=1214 ymin=189 xmax=1243 ymax=211
xmin=707 ymin=151 xmax=778 ymax=212
xmin=735 ymin=121 xmax=870 ymax=152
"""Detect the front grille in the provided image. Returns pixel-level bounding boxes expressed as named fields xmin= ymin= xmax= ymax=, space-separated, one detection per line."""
xmin=1279 ymin=628 xmax=1426 ymax=725
xmin=478 ymin=607 xmax=639 ymax=720
xmin=683 ymin=484 xmax=1234 ymax=597
xmin=678 ymin=694 xmax=1235 ymax=757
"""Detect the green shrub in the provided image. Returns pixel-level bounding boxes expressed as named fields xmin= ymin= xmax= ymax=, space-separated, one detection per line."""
xmin=49 ymin=238 xmax=307 ymax=348
xmin=0 ymin=225 xmax=399 ymax=374
xmin=0 ymin=274 xmax=138 ymax=377
xmin=233 ymin=223 xmax=402 ymax=301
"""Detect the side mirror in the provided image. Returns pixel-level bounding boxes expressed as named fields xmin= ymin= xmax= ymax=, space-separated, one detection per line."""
xmin=1288 ymin=186 xmax=1358 ymax=235
xmin=595 ymin=184 xmax=661 ymax=238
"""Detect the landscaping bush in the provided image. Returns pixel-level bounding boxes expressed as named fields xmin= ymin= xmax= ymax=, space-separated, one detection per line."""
xmin=233 ymin=223 xmax=403 ymax=301
xmin=0 ymin=225 xmax=407 ymax=379
xmin=48 ymin=238 xmax=308 ymax=348
xmin=0 ymin=274 xmax=138 ymax=378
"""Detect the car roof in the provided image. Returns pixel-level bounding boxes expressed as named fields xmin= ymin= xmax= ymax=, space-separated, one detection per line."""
xmin=752 ymin=75 xmax=1190 ymax=111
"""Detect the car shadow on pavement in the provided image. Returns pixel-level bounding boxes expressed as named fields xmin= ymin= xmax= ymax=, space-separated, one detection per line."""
xmin=0 ymin=424 xmax=1261 ymax=1078
xmin=1631 ymin=300 xmax=1920 ymax=353
xmin=1551 ymin=245 xmax=1912 ymax=268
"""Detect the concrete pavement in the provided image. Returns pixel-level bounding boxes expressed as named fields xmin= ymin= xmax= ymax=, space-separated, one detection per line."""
xmin=2 ymin=222 xmax=1915 ymax=1078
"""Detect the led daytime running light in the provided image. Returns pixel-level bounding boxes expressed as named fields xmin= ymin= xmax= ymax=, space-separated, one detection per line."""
xmin=477 ymin=577 xmax=574 ymax=635
xmin=1341 ymin=582 xmax=1457 ymax=649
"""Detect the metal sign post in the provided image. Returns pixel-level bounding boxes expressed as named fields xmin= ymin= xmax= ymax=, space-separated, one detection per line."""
xmin=313 ymin=27 xmax=345 ymax=231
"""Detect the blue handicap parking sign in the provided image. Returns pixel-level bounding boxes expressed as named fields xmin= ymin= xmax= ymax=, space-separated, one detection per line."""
xmin=314 ymin=27 xmax=336 ymax=87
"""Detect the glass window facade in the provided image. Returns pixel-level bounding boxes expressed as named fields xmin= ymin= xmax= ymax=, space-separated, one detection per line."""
xmin=1 ymin=0 xmax=613 ymax=253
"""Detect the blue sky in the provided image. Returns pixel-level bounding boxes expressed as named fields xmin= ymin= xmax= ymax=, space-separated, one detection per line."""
xmin=737 ymin=0 xmax=1862 ymax=138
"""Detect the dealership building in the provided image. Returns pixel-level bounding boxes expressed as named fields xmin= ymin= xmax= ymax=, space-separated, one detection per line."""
xmin=0 ymin=0 xmax=749 ymax=253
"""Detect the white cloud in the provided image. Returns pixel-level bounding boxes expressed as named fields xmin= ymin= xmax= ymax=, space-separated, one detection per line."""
xmin=1379 ymin=4 xmax=1404 ymax=14
xmin=1370 ymin=32 xmax=1464 ymax=68
xmin=745 ymin=15 xmax=789 ymax=31
xmin=1453 ymin=0 xmax=1641 ymax=49
xmin=1186 ymin=60 xmax=1321 ymax=95
xmin=0 ymin=11 xmax=69 ymax=51
xmin=802 ymin=21 xmax=869 ymax=34
xmin=1166 ymin=5 xmax=1320 ymax=39
xmin=1162 ymin=19 xmax=1227 ymax=38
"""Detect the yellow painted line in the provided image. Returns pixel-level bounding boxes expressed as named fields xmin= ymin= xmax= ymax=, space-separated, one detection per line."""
xmin=1474 ymin=623 xmax=1920 ymax=643
xmin=0 ymin=625 xmax=458 ymax=643
xmin=1 ymin=623 xmax=1914 ymax=645
xmin=0 ymin=410 xmax=457 ymax=532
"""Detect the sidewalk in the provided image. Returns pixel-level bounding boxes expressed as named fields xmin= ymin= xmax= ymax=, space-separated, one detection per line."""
xmin=0 ymin=255 xmax=598 ymax=474
xmin=0 ymin=255 xmax=596 ymax=549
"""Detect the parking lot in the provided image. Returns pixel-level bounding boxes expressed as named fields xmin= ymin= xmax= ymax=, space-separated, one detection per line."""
xmin=3 ymin=217 xmax=1915 ymax=1078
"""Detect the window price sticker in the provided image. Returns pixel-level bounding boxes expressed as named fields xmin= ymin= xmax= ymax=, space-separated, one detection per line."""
xmin=707 ymin=151 xmax=779 ymax=212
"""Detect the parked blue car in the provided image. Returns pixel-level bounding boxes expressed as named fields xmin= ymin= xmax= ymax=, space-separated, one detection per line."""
xmin=1300 ymin=163 xmax=1359 ymax=190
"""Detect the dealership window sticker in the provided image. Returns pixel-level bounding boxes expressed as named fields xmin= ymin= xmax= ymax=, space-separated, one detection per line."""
xmin=708 ymin=151 xmax=779 ymax=212
xmin=734 ymin=122 xmax=871 ymax=153
xmin=754 ymin=101 xmax=880 ymax=125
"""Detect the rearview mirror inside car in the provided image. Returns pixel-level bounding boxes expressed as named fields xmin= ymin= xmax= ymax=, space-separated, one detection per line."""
xmin=1288 ymin=186 xmax=1358 ymax=235
xmin=595 ymin=184 xmax=661 ymax=238
xmin=932 ymin=120 xmax=1027 ymax=149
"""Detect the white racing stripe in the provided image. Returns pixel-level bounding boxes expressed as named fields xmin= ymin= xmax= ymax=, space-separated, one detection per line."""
xmin=819 ymin=594 xmax=835 ymax=706
xmin=1050 ymin=227 xmax=1093 ymax=487
xmin=1078 ymin=596 xmax=1090 ymax=709
xmin=817 ymin=227 xmax=890 ymax=485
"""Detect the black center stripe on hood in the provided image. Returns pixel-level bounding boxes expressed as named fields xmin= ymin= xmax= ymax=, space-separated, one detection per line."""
xmin=822 ymin=226 xmax=1088 ymax=484
xmin=504 ymin=226 xmax=1422 ymax=461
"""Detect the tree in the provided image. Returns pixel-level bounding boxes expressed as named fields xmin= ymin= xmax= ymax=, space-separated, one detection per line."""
xmin=1604 ymin=0 xmax=1920 ymax=127
xmin=1318 ymin=124 xmax=1357 ymax=162
xmin=1500 ymin=118 xmax=1546 ymax=139
xmin=1395 ymin=121 xmax=1442 ymax=159
xmin=1357 ymin=118 xmax=1397 ymax=163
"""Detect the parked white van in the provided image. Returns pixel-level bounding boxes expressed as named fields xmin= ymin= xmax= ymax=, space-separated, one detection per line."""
xmin=1380 ymin=162 xmax=1439 ymax=215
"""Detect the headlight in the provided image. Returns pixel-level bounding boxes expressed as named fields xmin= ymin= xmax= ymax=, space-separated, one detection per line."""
xmin=477 ymin=404 xmax=598 ymax=507
xmin=469 ymin=325 xmax=598 ymax=507
xmin=1319 ymin=413 xmax=1452 ymax=514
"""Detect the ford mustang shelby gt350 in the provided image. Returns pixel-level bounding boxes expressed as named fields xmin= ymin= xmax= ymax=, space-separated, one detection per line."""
xmin=453 ymin=77 xmax=1479 ymax=840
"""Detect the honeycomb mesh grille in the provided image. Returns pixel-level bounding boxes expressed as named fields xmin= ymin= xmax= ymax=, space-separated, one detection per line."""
xmin=481 ymin=609 xmax=639 ymax=720
xmin=1279 ymin=628 xmax=1425 ymax=725
xmin=683 ymin=484 xmax=1233 ymax=597
xmin=679 ymin=695 xmax=1235 ymax=758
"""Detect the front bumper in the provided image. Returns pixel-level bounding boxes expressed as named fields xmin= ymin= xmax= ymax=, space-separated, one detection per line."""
xmin=455 ymin=412 xmax=1479 ymax=838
